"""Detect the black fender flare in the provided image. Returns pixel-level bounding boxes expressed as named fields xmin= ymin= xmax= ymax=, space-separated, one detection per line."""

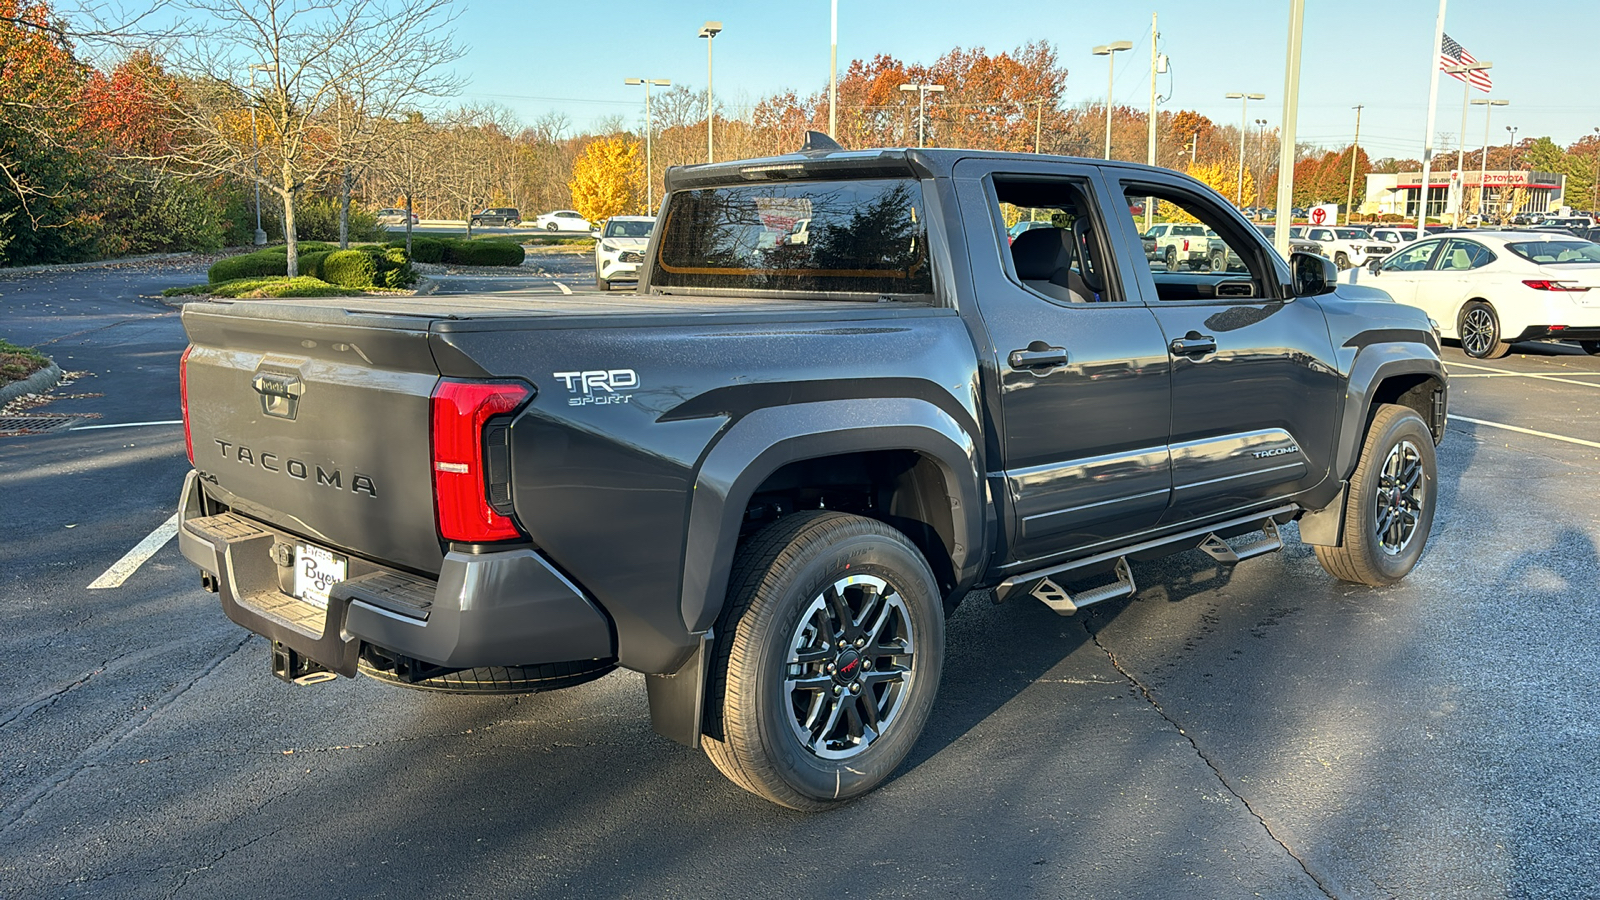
xmin=678 ymin=397 xmax=984 ymax=638
xmin=1333 ymin=344 xmax=1447 ymax=483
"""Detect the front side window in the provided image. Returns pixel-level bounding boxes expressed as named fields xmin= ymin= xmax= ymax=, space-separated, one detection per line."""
xmin=1383 ymin=240 xmax=1441 ymax=271
xmin=1121 ymin=182 xmax=1271 ymax=298
xmin=654 ymin=178 xmax=931 ymax=296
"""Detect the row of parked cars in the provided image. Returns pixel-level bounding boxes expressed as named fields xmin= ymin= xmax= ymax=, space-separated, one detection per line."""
xmin=372 ymin=207 xmax=598 ymax=232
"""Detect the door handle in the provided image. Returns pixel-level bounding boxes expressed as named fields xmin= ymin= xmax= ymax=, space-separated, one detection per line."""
xmin=1008 ymin=346 xmax=1069 ymax=370
xmin=1169 ymin=333 xmax=1218 ymax=357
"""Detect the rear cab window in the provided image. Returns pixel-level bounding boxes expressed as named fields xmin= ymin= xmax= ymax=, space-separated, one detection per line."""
xmin=652 ymin=178 xmax=933 ymax=299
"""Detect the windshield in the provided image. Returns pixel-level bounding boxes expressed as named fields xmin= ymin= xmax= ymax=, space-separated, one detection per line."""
xmin=1335 ymin=228 xmax=1369 ymax=240
xmin=653 ymin=178 xmax=932 ymax=296
xmin=1506 ymin=241 xmax=1600 ymax=264
xmin=605 ymin=219 xmax=654 ymax=238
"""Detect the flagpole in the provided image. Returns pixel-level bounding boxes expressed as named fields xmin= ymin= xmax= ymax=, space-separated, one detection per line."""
xmin=1417 ymin=0 xmax=1448 ymax=233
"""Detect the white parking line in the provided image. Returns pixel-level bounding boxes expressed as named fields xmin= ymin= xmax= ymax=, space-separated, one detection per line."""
xmin=1449 ymin=415 xmax=1600 ymax=451
xmin=72 ymin=420 xmax=183 ymax=431
xmin=1446 ymin=361 xmax=1600 ymax=389
xmin=554 ymin=282 xmax=572 ymax=295
xmin=87 ymin=513 xmax=180 ymax=589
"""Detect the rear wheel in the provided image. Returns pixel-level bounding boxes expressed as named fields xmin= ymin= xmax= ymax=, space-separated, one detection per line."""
xmin=1313 ymin=404 xmax=1436 ymax=586
xmin=1579 ymin=340 xmax=1600 ymax=356
xmin=1164 ymin=246 xmax=1177 ymax=271
xmin=1209 ymin=250 xmax=1228 ymax=273
xmin=703 ymin=511 xmax=945 ymax=810
xmin=547 ymin=222 xmax=560 ymax=231
xmin=1459 ymin=301 xmax=1512 ymax=359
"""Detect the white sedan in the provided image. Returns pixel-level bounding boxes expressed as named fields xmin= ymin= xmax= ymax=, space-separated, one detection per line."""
xmin=1339 ymin=231 xmax=1600 ymax=359
xmin=532 ymin=209 xmax=593 ymax=232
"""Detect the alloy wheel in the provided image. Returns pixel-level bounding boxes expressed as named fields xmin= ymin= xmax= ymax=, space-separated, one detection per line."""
xmin=1374 ymin=438 xmax=1425 ymax=555
xmin=782 ymin=574 xmax=916 ymax=760
xmin=1461 ymin=307 xmax=1497 ymax=357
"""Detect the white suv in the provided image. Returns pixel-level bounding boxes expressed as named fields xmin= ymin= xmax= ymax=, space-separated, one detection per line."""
xmin=593 ymin=216 xmax=655 ymax=291
xmin=1293 ymin=226 xmax=1396 ymax=270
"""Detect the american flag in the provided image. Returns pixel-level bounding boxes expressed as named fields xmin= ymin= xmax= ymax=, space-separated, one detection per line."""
xmin=1441 ymin=33 xmax=1492 ymax=91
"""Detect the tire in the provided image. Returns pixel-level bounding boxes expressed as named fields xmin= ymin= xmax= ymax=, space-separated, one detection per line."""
xmin=1313 ymin=404 xmax=1437 ymax=586
xmin=702 ymin=511 xmax=945 ymax=810
xmin=1459 ymin=300 xmax=1512 ymax=359
xmin=547 ymin=222 xmax=560 ymax=231
xmin=1209 ymin=251 xmax=1227 ymax=273
xmin=595 ymin=270 xmax=611 ymax=291
xmin=1164 ymin=246 xmax=1177 ymax=271
xmin=1579 ymin=340 xmax=1600 ymax=356
xmin=357 ymin=658 xmax=616 ymax=694
xmin=1334 ymin=251 xmax=1350 ymax=270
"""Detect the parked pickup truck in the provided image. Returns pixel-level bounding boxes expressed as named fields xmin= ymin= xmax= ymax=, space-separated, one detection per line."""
xmin=1144 ymin=221 xmax=1214 ymax=270
xmin=178 ymin=137 xmax=1448 ymax=811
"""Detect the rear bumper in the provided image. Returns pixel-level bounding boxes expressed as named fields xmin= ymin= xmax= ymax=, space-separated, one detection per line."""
xmin=1511 ymin=326 xmax=1600 ymax=343
xmin=177 ymin=471 xmax=615 ymax=676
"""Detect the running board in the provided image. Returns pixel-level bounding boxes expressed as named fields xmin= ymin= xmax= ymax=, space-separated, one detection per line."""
xmin=1197 ymin=519 xmax=1283 ymax=565
xmin=1030 ymin=557 xmax=1135 ymax=616
xmin=994 ymin=503 xmax=1299 ymax=605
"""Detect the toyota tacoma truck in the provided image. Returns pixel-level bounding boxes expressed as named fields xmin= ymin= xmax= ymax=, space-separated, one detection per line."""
xmin=178 ymin=137 xmax=1447 ymax=810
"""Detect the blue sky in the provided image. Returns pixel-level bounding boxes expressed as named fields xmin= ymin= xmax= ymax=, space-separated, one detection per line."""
xmin=449 ymin=0 xmax=1599 ymax=159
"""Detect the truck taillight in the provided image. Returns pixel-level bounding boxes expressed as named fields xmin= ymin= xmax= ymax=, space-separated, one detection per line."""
xmin=430 ymin=379 xmax=532 ymax=543
xmin=180 ymin=345 xmax=194 ymax=465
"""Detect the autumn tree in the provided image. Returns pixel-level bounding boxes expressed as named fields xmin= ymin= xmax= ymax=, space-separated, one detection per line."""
xmin=1187 ymin=160 xmax=1257 ymax=209
xmin=569 ymin=135 xmax=641 ymax=225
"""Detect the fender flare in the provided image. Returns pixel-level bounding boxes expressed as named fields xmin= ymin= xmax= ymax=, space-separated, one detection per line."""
xmin=677 ymin=397 xmax=983 ymax=638
xmin=1333 ymin=343 xmax=1447 ymax=483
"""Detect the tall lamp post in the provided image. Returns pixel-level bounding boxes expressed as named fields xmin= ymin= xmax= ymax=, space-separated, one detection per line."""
xmin=1470 ymin=98 xmax=1507 ymax=223
xmin=1591 ymin=125 xmax=1599 ymax=213
xmin=897 ymin=82 xmax=944 ymax=148
xmin=1225 ymin=91 xmax=1265 ymax=206
xmin=828 ymin=0 xmax=837 ymax=139
xmin=248 ymin=62 xmax=277 ymax=246
xmin=1092 ymin=41 xmax=1132 ymax=159
xmin=698 ymin=21 xmax=722 ymax=163
xmin=625 ymin=78 xmax=670 ymax=213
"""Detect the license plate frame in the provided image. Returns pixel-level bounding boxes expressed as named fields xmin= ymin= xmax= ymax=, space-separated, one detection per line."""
xmin=293 ymin=543 xmax=347 ymax=609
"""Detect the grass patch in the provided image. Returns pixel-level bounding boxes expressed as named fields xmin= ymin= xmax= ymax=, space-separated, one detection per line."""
xmin=1 ymin=337 xmax=51 ymax=387
xmin=168 ymin=276 xmax=369 ymax=299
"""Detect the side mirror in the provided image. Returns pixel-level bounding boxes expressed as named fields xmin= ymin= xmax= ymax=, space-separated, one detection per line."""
xmin=590 ymin=229 xmax=602 ymax=238
xmin=1290 ymin=252 xmax=1338 ymax=296
xmin=1365 ymin=257 xmax=1383 ymax=274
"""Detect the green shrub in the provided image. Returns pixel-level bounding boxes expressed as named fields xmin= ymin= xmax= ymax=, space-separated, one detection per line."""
xmin=388 ymin=236 xmax=444 ymax=263
xmin=379 ymin=247 xmax=415 ymax=288
xmin=205 ymin=276 xmax=366 ymax=298
xmin=208 ymin=250 xmax=284 ymax=283
xmin=292 ymin=196 xmax=388 ymax=243
xmin=442 ymin=239 xmax=524 ymax=266
xmin=260 ymin=241 xmax=337 ymax=255
xmin=298 ymin=250 xmax=332 ymax=278
xmin=316 ymin=249 xmax=378 ymax=288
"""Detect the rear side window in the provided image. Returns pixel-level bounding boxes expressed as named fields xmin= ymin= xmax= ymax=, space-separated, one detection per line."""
xmin=653 ymin=178 xmax=932 ymax=296
xmin=1507 ymin=241 xmax=1600 ymax=264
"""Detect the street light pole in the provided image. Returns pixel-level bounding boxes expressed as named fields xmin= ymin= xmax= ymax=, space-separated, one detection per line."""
xmin=626 ymin=78 xmax=671 ymax=213
xmin=1092 ymin=41 xmax=1132 ymax=159
xmin=1226 ymin=91 xmax=1265 ymax=206
xmin=828 ymin=0 xmax=837 ymax=139
xmin=898 ymin=83 xmax=944 ymax=147
xmin=1470 ymin=98 xmax=1507 ymax=223
xmin=698 ymin=21 xmax=722 ymax=163
xmin=248 ymin=62 xmax=276 ymax=246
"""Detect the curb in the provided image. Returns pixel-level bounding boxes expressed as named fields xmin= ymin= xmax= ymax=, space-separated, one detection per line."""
xmin=0 ymin=252 xmax=201 ymax=277
xmin=413 ymin=276 xmax=440 ymax=295
xmin=0 ymin=362 xmax=62 ymax=406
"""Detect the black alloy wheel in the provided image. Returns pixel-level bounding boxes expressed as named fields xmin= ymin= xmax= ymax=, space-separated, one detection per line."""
xmin=1334 ymin=251 xmax=1350 ymax=270
xmin=1313 ymin=403 xmax=1437 ymax=586
xmin=1459 ymin=301 xmax=1511 ymax=359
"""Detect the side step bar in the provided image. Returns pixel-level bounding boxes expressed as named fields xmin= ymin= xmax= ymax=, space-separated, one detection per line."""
xmin=1030 ymin=557 xmax=1135 ymax=615
xmin=996 ymin=505 xmax=1297 ymax=614
xmin=1197 ymin=519 xmax=1283 ymax=565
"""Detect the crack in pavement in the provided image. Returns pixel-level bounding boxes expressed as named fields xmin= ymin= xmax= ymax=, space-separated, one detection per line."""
xmin=1084 ymin=618 xmax=1341 ymax=900
xmin=0 ymin=634 xmax=226 ymax=734
xmin=0 ymin=634 xmax=250 ymax=837
xmin=161 ymin=823 xmax=293 ymax=900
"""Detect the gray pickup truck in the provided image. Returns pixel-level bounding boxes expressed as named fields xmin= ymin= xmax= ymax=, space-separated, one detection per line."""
xmin=178 ymin=138 xmax=1447 ymax=810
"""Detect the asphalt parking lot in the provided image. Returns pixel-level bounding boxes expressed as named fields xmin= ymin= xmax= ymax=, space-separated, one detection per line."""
xmin=2 ymin=259 xmax=1598 ymax=898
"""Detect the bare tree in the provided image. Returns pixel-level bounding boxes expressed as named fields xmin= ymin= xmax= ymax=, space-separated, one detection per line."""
xmin=144 ymin=0 xmax=461 ymax=275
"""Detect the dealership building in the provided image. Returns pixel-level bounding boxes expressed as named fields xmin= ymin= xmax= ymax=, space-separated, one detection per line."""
xmin=1362 ymin=170 xmax=1566 ymax=218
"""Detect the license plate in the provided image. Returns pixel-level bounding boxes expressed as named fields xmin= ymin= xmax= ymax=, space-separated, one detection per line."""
xmin=293 ymin=543 xmax=347 ymax=609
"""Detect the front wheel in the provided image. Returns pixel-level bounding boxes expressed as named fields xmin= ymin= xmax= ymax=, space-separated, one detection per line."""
xmin=546 ymin=222 xmax=560 ymax=231
xmin=703 ymin=511 xmax=945 ymax=810
xmin=595 ymin=270 xmax=611 ymax=291
xmin=1578 ymin=340 xmax=1600 ymax=356
xmin=1334 ymin=252 xmax=1350 ymax=270
xmin=1459 ymin=301 xmax=1512 ymax=359
xmin=1313 ymin=404 xmax=1437 ymax=586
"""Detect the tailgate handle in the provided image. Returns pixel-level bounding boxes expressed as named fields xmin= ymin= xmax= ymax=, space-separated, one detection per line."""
xmin=252 ymin=372 xmax=304 ymax=419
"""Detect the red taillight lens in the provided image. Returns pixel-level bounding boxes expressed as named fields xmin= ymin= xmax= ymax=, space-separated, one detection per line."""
xmin=430 ymin=379 xmax=532 ymax=543
xmin=1523 ymin=279 xmax=1590 ymax=292
xmin=180 ymin=345 xmax=194 ymax=465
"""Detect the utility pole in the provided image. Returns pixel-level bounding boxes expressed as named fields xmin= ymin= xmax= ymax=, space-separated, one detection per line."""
xmin=1035 ymin=99 xmax=1043 ymax=153
xmin=1145 ymin=13 xmax=1158 ymax=232
xmin=1345 ymin=104 xmax=1364 ymax=225
xmin=828 ymin=0 xmax=837 ymax=139
xmin=1272 ymin=0 xmax=1305 ymax=260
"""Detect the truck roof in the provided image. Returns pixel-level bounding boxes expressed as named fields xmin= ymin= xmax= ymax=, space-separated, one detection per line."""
xmin=664 ymin=147 xmax=1174 ymax=190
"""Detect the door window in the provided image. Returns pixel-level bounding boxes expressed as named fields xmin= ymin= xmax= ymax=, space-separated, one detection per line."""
xmin=991 ymin=177 xmax=1122 ymax=305
xmin=1382 ymin=240 xmax=1442 ymax=272
xmin=1120 ymin=182 xmax=1272 ymax=300
xmin=1435 ymin=239 xmax=1495 ymax=271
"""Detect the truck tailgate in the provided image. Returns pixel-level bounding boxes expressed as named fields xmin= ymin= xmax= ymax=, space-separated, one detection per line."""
xmin=182 ymin=301 xmax=445 ymax=574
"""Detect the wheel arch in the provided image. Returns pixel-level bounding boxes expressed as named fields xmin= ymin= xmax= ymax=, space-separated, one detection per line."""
xmin=1335 ymin=346 xmax=1448 ymax=482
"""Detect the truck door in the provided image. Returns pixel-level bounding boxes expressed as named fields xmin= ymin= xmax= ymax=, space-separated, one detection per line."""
xmin=950 ymin=160 xmax=1172 ymax=568
xmin=1107 ymin=174 xmax=1341 ymax=526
